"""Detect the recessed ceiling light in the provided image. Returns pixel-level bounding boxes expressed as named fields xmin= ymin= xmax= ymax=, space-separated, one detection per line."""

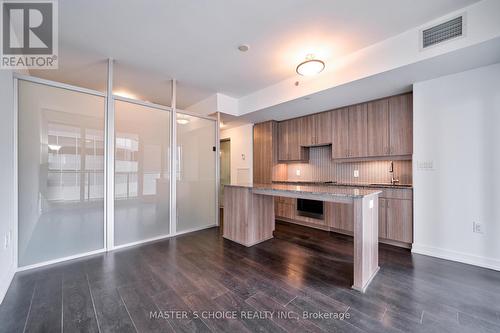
xmin=238 ymin=44 xmax=250 ymax=52
xmin=296 ymin=54 xmax=325 ymax=76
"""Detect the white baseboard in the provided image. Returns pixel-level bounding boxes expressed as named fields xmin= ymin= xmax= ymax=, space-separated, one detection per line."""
xmin=412 ymin=243 xmax=500 ymax=272
xmin=0 ymin=265 xmax=15 ymax=305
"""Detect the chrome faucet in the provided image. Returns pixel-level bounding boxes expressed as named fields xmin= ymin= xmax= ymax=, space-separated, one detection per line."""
xmin=389 ymin=161 xmax=400 ymax=185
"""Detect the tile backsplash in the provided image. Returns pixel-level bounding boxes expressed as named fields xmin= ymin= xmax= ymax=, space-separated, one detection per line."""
xmin=275 ymin=146 xmax=412 ymax=184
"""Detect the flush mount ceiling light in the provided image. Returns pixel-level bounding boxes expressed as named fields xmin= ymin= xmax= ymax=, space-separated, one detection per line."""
xmin=176 ymin=117 xmax=190 ymax=125
xmin=48 ymin=144 xmax=62 ymax=151
xmin=296 ymin=54 xmax=325 ymax=76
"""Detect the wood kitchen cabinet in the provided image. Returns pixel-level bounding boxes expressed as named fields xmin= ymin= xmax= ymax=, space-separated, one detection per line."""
xmin=301 ymin=112 xmax=332 ymax=146
xmin=331 ymin=107 xmax=349 ymax=159
xmin=348 ymin=103 xmax=368 ymax=158
xmin=253 ymin=121 xmax=278 ymax=184
xmin=367 ymin=99 xmax=390 ymax=157
xmin=389 ymin=94 xmax=413 ymax=156
xmin=325 ymin=202 xmax=354 ymax=232
xmin=378 ymin=198 xmax=388 ymax=239
xmin=386 ymin=198 xmax=413 ymax=243
xmin=278 ymin=118 xmax=308 ymax=161
xmin=275 ymin=197 xmax=294 ymax=219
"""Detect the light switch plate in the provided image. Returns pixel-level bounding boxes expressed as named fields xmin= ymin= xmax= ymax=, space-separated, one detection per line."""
xmin=296 ymin=169 xmax=301 ymax=176
xmin=417 ymin=160 xmax=434 ymax=171
xmin=353 ymin=170 xmax=359 ymax=178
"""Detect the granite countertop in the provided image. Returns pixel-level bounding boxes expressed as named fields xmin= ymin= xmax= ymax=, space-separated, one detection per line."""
xmin=271 ymin=180 xmax=413 ymax=189
xmin=226 ymin=183 xmax=381 ymax=199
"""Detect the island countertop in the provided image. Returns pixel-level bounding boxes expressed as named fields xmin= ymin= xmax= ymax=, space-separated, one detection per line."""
xmin=225 ymin=183 xmax=381 ymax=201
xmin=223 ymin=182 xmax=381 ymax=292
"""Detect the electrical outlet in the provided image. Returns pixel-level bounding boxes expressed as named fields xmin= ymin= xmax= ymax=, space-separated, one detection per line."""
xmin=295 ymin=169 xmax=301 ymax=176
xmin=353 ymin=170 xmax=359 ymax=178
xmin=473 ymin=221 xmax=483 ymax=234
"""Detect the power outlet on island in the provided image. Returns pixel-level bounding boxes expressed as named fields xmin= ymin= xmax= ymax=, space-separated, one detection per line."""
xmin=295 ymin=169 xmax=301 ymax=176
xmin=353 ymin=170 xmax=359 ymax=178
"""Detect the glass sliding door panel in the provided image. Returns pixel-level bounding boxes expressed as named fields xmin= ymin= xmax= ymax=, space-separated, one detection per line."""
xmin=114 ymin=101 xmax=170 ymax=245
xmin=18 ymin=80 xmax=105 ymax=267
xmin=176 ymin=113 xmax=216 ymax=232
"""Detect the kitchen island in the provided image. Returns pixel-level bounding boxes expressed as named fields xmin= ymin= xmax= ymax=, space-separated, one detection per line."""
xmin=223 ymin=183 xmax=382 ymax=292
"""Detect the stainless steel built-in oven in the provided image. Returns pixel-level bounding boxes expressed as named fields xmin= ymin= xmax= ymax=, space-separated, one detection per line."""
xmin=296 ymin=198 xmax=324 ymax=219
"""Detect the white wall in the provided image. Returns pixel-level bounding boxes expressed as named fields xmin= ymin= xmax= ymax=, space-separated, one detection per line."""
xmin=413 ymin=63 xmax=500 ymax=271
xmin=220 ymin=124 xmax=253 ymax=184
xmin=0 ymin=70 xmax=15 ymax=304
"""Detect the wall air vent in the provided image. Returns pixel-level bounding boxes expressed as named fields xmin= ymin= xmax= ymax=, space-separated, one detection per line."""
xmin=422 ymin=16 xmax=463 ymax=49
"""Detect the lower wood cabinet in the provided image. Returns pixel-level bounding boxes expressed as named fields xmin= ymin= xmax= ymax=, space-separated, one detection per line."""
xmin=325 ymin=202 xmax=353 ymax=232
xmin=384 ymin=198 xmax=413 ymax=243
xmin=378 ymin=198 xmax=388 ymax=239
xmin=275 ymin=188 xmax=413 ymax=247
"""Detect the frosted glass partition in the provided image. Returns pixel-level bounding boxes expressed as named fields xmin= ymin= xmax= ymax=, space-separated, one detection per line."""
xmin=176 ymin=113 xmax=217 ymax=232
xmin=18 ymin=80 xmax=105 ymax=267
xmin=114 ymin=100 xmax=171 ymax=245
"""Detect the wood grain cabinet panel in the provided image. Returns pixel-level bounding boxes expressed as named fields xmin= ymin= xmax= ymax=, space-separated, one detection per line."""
xmin=253 ymin=121 xmax=277 ymax=184
xmin=275 ymin=196 xmax=295 ymax=220
xmin=287 ymin=118 xmax=303 ymax=160
xmin=325 ymin=202 xmax=353 ymax=232
xmin=331 ymin=108 xmax=349 ymax=159
xmin=300 ymin=116 xmax=314 ymax=146
xmin=367 ymin=99 xmax=390 ymax=157
xmin=278 ymin=119 xmax=308 ymax=161
xmin=300 ymin=112 xmax=332 ymax=147
xmin=389 ymin=94 xmax=413 ymax=156
xmin=378 ymin=198 xmax=388 ymax=239
xmin=348 ymin=104 xmax=368 ymax=158
xmin=277 ymin=121 xmax=289 ymax=161
xmin=386 ymin=199 xmax=413 ymax=243
xmin=314 ymin=112 xmax=332 ymax=145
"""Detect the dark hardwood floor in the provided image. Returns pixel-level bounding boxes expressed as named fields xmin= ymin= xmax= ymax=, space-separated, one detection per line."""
xmin=1 ymin=221 xmax=500 ymax=333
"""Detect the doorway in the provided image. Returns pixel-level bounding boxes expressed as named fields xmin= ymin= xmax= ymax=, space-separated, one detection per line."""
xmin=219 ymin=139 xmax=231 ymax=228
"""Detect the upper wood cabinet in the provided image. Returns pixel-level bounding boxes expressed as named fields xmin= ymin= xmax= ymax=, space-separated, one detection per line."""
xmin=300 ymin=112 xmax=332 ymax=146
xmin=348 ymin=104 xmax=368 ymax=158
xmin=367 ymin=99 xmax=390 ymax=157
xmin=278 ymin=118 xmax=309 ymax=162
xmin=389 ymin=94 xmax=413 ymax=156
xmin=331 ymin=108 xmax=349 ymax=159
xmin=330 ymin=94 xmax=412 ymax=160
xmin=274 ymin=93 xmax=412 ymax=162
xmin=277 ymin=121 xmax=289 ymax=161
xmin=253 ymin=121 xmax=277 ymax=184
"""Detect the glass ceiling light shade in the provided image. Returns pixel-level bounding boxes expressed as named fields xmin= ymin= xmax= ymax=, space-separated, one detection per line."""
xmin=177 ymin=117 xmax=189 ymax=125
xmin=48 ymin=144 xmax=62 ymax=151
xmin=296 ymin=54 xmax=325 ymax=76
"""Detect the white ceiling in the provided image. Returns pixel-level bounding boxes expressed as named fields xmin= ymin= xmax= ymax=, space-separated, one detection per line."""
xmin=30 ymin=0 xmax=480 ymax=109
